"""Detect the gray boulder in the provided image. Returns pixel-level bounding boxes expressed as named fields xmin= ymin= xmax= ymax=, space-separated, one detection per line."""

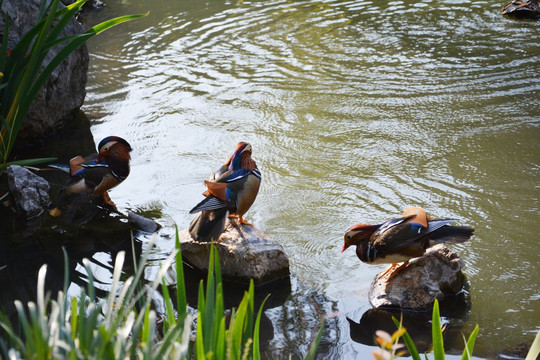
xmin=369 ymin=244 xmax=466 ymax=311
xmin=7 ymin=165 xmax=50 ymax=219
xmin=178 ymin=220 xmax=290 ymax=285
xmin=0 ymin=0 xmax=89 ymax=137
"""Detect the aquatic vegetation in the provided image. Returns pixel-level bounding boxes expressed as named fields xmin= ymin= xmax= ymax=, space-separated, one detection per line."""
xmin=0 ymin=0 xmax=146 ymax=170
xmin=372 ymin=299 xmax=479 ymax=360
xmin=0 ymin=227 xmax=323 ymax=359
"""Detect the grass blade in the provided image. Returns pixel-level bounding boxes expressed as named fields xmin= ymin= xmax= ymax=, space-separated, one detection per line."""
xmin=432 ymin=299 xmax=445 ymax=360
xmin=392 ymin=316 xmax=421 ymax=360
xmin=461 ymin=324 xmax=479 ymax=360
xmin=253 ymin=295 xmax=270 ymax=360
xmin=304 ymin=322 xmax=324 ymax=360
xmin=175 ymin=225 xmax=187 ymax=317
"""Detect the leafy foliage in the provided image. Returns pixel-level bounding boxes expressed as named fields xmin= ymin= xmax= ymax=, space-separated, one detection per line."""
xmin=0 ymin=0 xmax=146 ymax=170
xmin=371 ymin=299 xmax=480 ymax=360
xmin=0 ymin=228 xmax=322 ymax=359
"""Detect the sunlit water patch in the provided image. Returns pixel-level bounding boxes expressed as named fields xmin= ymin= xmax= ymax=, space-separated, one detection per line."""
xmin=79 ymin=0 xmax=540 ymax=358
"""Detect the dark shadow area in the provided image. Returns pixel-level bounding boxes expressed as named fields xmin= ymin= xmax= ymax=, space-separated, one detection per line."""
xmin=346 ymin=288 xmax=473 ymax=356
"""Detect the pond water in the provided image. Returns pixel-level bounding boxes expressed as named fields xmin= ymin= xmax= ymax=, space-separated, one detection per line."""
xmin=29 ymin=0 xmax=540 ymax=358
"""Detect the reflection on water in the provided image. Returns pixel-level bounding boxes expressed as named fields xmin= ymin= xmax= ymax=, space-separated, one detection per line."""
xmin=5 ymin=0 xmax=539 ymax=358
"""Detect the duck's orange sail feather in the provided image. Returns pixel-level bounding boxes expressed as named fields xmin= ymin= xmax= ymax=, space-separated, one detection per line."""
xmin=401 ymin=206 xmax=428 ymax=228
xmin=204 ymin=181 xmax=228 ymax=201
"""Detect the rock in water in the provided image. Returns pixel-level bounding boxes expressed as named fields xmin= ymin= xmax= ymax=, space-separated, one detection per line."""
xmin=7 ymin=166 xmax=50 ymax=219
xmin=178 ymin=220 xmax=290 ymax=285
xmin=369 ymin=244 xmax=466 ymax=311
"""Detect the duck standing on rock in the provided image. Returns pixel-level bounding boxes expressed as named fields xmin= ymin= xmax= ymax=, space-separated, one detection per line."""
xmin=189 ymin=142 xmax=261 ymax=242
xmin=50 ymin=136 xmax=132 ymax=215
xmin=342 ymin=207 xmax=474 ymax=279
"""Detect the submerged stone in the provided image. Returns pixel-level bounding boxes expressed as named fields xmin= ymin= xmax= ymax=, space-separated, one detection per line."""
xmin=7 ymin=166 xmax=50 ymax=219
xmin=178 ymin=219 xmax=290 ymax=285
xmin=369 ymin=244 xmax=467 ymax=311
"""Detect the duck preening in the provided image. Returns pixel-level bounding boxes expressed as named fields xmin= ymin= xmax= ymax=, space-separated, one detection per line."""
xmin=188 ymin=142 xmax=261 ymax=242
xmin=50 ymin=136 xmax=132 ymax=215
xmin=343 ymin=207 xmax=474 ymax=279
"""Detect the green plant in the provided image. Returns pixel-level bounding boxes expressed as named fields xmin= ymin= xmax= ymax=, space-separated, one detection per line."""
xmin=0 ymin=0 xmax=146 ymax=170
xmin=372 ymin=299 xmax=479 ymax=360
xmin=0 ymin=227 xmax=323 ymax=359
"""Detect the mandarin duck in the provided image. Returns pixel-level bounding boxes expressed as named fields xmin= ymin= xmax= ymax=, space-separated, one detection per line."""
xmin=343 ymin=207 xmax=474 ymax=279
xmin=501 ymin=0 xmax=540 ymax=19
xmin=188 ymin=142 xmax=261 ymax=242
xmin=50 ymin=136 xmax=132 ymax=214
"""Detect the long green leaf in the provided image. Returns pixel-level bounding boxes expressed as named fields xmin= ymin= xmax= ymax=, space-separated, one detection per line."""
xmin=304 ymin=322 xmax=324 ymax=360
xmin=204 ymin=244 xmax=217 ymax=351
xmin=243 ymin=281 xmax=255 ymax=352
xmin=195 ymin=305 xmax=206 ymax=360
xmin=3 ymin=157 xmax=57 ymax=168
xmin=253 ymin=295 xmax=270 ymax=360
xmin=1 ymin=3 xmax=146 ymax=169
xmin=1 ymin=0 xmax=62 ymax=165
xmin=44 ymin=1 xmax=86 ymax=46
xmin=161 ymin=277 xmax=176 ymax=332
xmin=231 ymin=296 xmax=249 ymax=358
xmin=461 ymin=324 xmax=479 ymax=360
xmin=392 ymin=316 xmax=421 ymax=360
xmin=432 ymin=299 xmax=445 ymax=360
xmin=175 ymin=224 xmax=187 ymax=317
xmin=27 ymin=12 xmax=148 ymax=106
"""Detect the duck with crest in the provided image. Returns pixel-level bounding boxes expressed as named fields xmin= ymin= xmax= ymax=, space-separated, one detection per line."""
xmin=189 ymin=142 xmax=261 ymax=242
xmin=50 ymin=136 xmax=132 ymax=215
xmin=343 ymin=207 xmax=474 ymax=279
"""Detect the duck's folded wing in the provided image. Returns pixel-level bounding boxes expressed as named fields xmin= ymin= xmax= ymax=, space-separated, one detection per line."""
xmin=189 ymin=196 xmax=229 ymax=214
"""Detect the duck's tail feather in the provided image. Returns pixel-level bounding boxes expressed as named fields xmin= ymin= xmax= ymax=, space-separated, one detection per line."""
xmin=189 ymin=196 xmax=228 ymax=214
xmin=430 ymin=225 xmax=475 ymax=244
xmin=48 ymin=164 xmax=71 ymax=173
xmin=188 ymin=208 xmax=229 ymax=242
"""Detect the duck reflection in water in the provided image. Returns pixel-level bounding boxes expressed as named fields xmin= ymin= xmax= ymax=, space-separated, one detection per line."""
xmin=347 ymin=308 xmax=436 ymax=354
xmin=347 ymin=290 xmax=471 ymax=356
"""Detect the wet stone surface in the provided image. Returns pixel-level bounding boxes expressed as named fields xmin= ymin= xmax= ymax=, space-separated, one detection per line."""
xmin=7 ymin=165 xmax=50 ymax=219
xmin=178 ymin=219 xmax=290 ymax=285
xmin=369 ymin=244 xmax=467 ymax=311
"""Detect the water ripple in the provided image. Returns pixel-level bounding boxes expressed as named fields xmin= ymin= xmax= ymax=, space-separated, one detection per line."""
xmin=82 ymin=0 xmax=540 ymax=357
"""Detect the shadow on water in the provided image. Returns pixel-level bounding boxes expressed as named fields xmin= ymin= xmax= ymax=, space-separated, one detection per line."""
xmin=346 ymin=290 xmax=472 ymax=356
xmin=0 ymin=200 xmax=142 ymax=321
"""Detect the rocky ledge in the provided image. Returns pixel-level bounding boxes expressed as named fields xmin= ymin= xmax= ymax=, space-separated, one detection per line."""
xmin=178 ymin=220 xmax=290 ymax=285
xmin=369 ymin=244 xmax=467 ymax=311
